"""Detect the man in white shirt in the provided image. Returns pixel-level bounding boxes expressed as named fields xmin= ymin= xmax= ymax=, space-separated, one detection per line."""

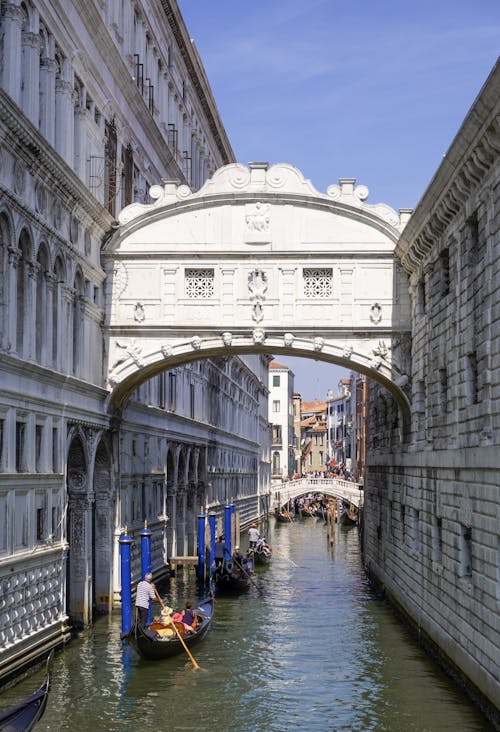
xmin=248 ymin=523 xmax=260 ymax=549
xmin=135 ymin=572 xmax=156 ymax=628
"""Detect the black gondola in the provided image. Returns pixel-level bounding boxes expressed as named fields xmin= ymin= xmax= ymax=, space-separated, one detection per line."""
xmin=126 ymin=595 xmax=214 ymax=661
xmin=211 ymin=558 xmax=253 ymax=593
xmin=339 ymin=510 xmax=357 ymax=526
xmin=274 ymin=509 xmax=293 ymax=523
xmin=0 ymin=651 xmax=53 ymax=732
xmin=249 ymin=539 xmax=272 ymax=565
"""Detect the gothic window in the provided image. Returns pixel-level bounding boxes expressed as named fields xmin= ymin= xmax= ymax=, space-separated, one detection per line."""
xmin=303 ymin=268 xmax=333 ymax=298
xmin=185 ymin=268 xmax=214 ymax=299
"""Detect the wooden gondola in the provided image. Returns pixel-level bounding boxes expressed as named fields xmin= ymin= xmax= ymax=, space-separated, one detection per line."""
xmin=0 ymin=651 xmax=53 ymax=732
xmin=299 ymin=505 xmax=315 ymax=518
xmin=249 ymin=540 xmax=272 ymax=565
xmin=274 ymin=509 xmax=293 ymax=523
xmin=126 ymin=595 xmax=214 ymax=661
xmin=211 ymin=558 xmax=253 ymax=594
xmin=339 ymin=510 xmax=358 ymax=526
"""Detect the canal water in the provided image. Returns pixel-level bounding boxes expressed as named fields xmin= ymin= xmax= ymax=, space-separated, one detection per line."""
xmin=1 ymin=519 xmax=493 ymax=731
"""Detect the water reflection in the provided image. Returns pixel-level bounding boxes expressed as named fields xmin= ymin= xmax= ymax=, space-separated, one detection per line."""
xmin=0 ymin=520 xmax=492 ymax=731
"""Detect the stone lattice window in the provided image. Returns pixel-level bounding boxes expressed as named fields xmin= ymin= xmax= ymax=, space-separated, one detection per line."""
xmin=185 ymin=268 xmax=215 ymax=298
xmin=303 ymin=268 xmax=333 ymax=298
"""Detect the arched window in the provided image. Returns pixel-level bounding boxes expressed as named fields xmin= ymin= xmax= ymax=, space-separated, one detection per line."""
xmin=16 ymin=230 xmax=31 ymax=357
xmin=35 ymin=243 xmax=49 ymax=363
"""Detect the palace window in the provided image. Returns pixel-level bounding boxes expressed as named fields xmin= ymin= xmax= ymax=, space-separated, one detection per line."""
xmin=303 ymin=268 xmax=333 ymax=298
xmin=185 ymin=268 xmax=214 ymax=299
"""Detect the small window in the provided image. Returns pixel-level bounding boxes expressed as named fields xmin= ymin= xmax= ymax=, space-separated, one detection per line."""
xmin=303 ymin=268 xmax=333 ymax=298
xmin=185 ymin=268 xmax=214 ymax=299
xmin=273 ymin=375 xmax=280 ymax=387
xmin=466 ymin=352 xmax=479 ymax=405
xmin=439 ymin=369 xmax=448 ymax=415
xmin=272 ymin=400 xmax=280 ymax=413
xmin=439 ymin=248 xmax=450 ymax=297
xmin=460 ymin=526 xmax=472 ymax=577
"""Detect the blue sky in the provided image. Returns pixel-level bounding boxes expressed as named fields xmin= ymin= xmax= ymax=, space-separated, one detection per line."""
xmin=177 ymin=0 xmax=499 ymax=398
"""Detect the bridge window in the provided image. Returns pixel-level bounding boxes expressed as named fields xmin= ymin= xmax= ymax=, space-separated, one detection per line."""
xmin=303 ymin=268 xmax=333 ymax=298
xmin=185 ymin=268 xmax=214 ymax=298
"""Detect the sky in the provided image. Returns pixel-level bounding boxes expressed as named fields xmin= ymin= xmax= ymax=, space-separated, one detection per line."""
xmin=177 ymin=0 xmax=500 ymax=398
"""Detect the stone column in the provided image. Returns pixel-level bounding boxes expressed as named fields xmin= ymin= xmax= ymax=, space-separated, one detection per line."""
xmin=3 ymin=247 xmax=19 ymax=352
xmin=94 ymin=490 xmax=113 ymax=612
xmin=39 ymin=56 xmax=57 ymax=144
xmin=44 ymin=273 xmax=55 ymax=368
xmin=21 ymin=30 xmax=40 ymax=125
xmin=26 ymin=260 xmax=38 ymax=361
xmin=67 ymin=490 xmax=94 ymax=627
xmin=279 ymin=267 xmax=297 ymax=322
xmin=0 ymin=3 xmax=22 ymax=104
xmin=61 ymin=285 xmax=75 ymax=374
xmin=73 ymin=108 xmax=88 ymax=182
xmin=55 ymin=77 xmax=74 ymax=164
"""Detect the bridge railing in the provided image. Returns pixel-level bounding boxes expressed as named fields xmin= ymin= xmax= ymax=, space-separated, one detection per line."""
xmin=273 ymin=477 xmax=363 ymax=509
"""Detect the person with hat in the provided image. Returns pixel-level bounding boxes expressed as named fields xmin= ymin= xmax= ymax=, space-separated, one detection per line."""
xmin=135 ymin=571 xmax=156 ymax=628
xmin=248 ymin=523 xmax=260 ymax=549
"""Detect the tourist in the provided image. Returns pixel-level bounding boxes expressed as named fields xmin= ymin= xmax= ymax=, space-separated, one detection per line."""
xmin=181 ymin=600 xmax=196 ymax=633
xmin=214 ymin=535 xmax=227 ymax=567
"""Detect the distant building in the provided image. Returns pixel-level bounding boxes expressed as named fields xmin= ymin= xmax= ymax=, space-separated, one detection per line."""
xmin=268 ymin=362 xmax=295 ymax=482
xmin=300 ymin=399 xmax=327 ymax=475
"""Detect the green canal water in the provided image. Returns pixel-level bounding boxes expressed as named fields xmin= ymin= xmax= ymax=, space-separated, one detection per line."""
xmin=1 ymin=519 xmax=493 ymax=731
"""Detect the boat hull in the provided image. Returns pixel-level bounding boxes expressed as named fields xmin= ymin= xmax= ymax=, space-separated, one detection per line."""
xmin=126 ymin=596 xmax=214 ymax=661
xmin=0 ymin=652 xmax=52 ymax=732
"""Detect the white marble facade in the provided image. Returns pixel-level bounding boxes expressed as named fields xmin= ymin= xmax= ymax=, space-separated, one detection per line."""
xmin=0 ymin=0 xmax=270 ymax=681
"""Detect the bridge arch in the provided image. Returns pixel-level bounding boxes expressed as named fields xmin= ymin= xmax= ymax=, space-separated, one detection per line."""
xmin=102 ymin=162 xmax=413 ymax=426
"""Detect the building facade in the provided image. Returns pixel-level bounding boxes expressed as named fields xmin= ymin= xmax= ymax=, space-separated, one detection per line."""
xmin=363 ymin=61 xmax=500 ymax=720
xmin=0 ymin=0 xmax=270 ymax=682
xmin=268 ymin=361 xmax=295 ymax=482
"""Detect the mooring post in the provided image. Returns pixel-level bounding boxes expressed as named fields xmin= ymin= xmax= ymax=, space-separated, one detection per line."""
xmin=139 ymin=520 xmax=152 ymax=623
xmin=208 ymin=511 xmax=216 ymax=581
xmin=119 ymin=528 xmax=134 ymax=637
xmin=197 ymin=508 xmax=206 ymax=581
xmin=224 ymin=502 xmax=232 ymax=558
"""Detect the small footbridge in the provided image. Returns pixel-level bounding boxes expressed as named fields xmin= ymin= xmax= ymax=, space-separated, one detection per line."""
xmin=273 ymin=477 xmax=364 ymax=510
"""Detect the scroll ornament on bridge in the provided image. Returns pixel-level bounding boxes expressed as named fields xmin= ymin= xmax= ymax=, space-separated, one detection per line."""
xmin=112 ymin=339 xmax=144 ymax=369
xmin=248 ymin=269 xmax=268 ymax=323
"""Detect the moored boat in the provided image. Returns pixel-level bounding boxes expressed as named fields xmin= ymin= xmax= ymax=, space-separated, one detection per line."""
xmin=126 ymin=595 xmax=214 ymax=661
xmin=339 ymin=510 xmax=357 ymax=526
xmin=274 ymin=509 xmax=293 ymax=523
xmin=0 ymin=651 xmax=53 ymax=732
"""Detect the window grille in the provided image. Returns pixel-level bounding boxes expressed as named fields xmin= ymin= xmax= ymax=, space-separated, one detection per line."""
xmin=303 ymin=268 xmax=333 ymax=298
xmin=185 ymin=268 xmax=214 ymax=299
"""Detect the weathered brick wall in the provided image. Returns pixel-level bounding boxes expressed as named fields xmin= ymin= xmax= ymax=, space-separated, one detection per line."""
xmin=364 ymin=61 xmax=500 ymax=722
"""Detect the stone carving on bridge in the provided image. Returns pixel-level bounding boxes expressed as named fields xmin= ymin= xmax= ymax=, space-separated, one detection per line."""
xmin=134 ymin=302 xmax=145 ymax=322
xmin=253 ymin=328 xmax=265 ymax=344
xmin=283 ymin=332 xmax=295 ymax=347
xmin=112 ymin=262 xmax=128 ymax=302
xmin=326 ymin=178 xmax=400 ymax=227
xmin=245 ymin=202 xmax=271 ymax=243
xmin=191 ymin=336 xmax=202 ymax=350
xmin=314 ymin=337 xmax=324 ymax=351
xmin=371 ymin=340 xmax=390 ymax=370
xmin=370 ymin=302 xmax=382 ymax=324
xmin=221 ymin=332 xmax=233 ymax=346
xmin=342 ymin=345 xmax=353 ymax=359
xmin=161 ymin=344 xmax=172 ymax=358
xmin=248 ymin=269 xmax=268 ymax=323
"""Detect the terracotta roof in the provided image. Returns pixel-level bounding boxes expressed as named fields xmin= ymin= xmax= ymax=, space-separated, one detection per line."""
xmin=301 ymin=399 xmax=326 ymax=412
xmin=269 ymin=361 xmax=289 ymax=369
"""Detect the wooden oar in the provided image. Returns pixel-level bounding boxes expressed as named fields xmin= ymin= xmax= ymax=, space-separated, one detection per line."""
xmin=232 ymin=557 xmax=264 ymax=595
xmin=154 ymin=591 xmax=200 ymax=670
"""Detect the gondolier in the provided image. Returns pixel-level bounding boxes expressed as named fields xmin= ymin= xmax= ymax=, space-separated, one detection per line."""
xmin=248 ymin=523 xmax=260 ymax=548
xmin=135 ymin=572 xmax=156 ymax=628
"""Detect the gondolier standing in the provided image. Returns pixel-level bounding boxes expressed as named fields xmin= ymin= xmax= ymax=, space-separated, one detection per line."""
xmin=248 ymin=523 xmax=260 ymax=549
xmin=135 ymin=572 xmax=156 ymax=628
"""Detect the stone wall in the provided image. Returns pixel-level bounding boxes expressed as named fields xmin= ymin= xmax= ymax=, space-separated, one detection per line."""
xmin=364 ymin=60 xmax=500 ymax=722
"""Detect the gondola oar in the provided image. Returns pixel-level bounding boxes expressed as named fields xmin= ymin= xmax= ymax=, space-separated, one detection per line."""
xmin=154 ymin=591 xmax=201 ymax=670
xmin=232 ymin=557 xmax=264 ymax=596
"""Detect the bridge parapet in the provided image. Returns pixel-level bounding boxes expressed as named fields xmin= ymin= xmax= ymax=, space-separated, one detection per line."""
xmin=273 ymin=477 xmax=363 ymax=509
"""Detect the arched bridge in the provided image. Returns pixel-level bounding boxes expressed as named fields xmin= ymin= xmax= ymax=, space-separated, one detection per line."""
xmin=274 ymin=477 xmax=364 ymax=510
xmin=102 ymin=162 xmax=413 ymax=426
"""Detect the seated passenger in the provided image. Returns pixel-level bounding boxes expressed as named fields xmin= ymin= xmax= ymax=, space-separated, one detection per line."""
xmin=181 ymin=600 xmax=196 ymax=633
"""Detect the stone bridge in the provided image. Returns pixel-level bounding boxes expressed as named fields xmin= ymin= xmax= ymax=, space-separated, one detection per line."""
xmin=273 ymin=477 xmax=363 ymax=510
xmin=102 ymin=162 xmax=413 ymax=426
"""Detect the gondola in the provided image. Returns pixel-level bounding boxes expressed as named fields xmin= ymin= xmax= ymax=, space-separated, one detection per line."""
xmin=126 ymin=594 xmax=214 ymax=661
xmin=274 ymin=509 xmax=293 ymax=523
xmin=211 ymin=558 xmax=253 ymax=594
xmin=0 ymin=651 xmax=53 ymax=732
xmin=299 ymin=505 xmax=315 ymax=518
xmin=249 ymin=539 xmax=272 ymax=565
xmin=339 ymin=510 xmax=357 ymax=526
